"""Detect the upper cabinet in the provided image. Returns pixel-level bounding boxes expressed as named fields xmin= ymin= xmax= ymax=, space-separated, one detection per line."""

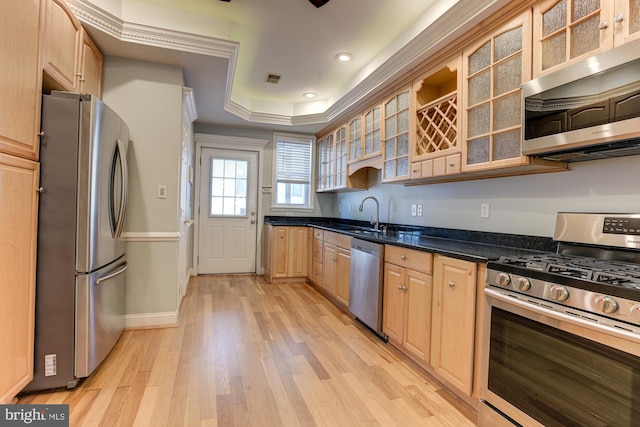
xmin=42 ymin=0 xmax=103 ymax=97
xmin=316 ymin=126 xmax=367 ymax=192
xmin=533 ymin=0 xmax=640 ymax=77
xmin=78 ymin=27 xmax=103 ymax=98
xmin=363 ymin=104 xmax=382 ymax=159
xmin=0 ymin=0 xmax=43 ymax=161
xmin=411 ymin=57 xmax=462 ymax=180
xmin=382 ymin=88 xmax=412 ymax=182
xmin=461 ymin=11 xmax=532 ymax=172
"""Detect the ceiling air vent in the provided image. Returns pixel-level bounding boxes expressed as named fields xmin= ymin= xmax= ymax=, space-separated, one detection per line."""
xmin=266 ymin=74 xmax=281 ymax=84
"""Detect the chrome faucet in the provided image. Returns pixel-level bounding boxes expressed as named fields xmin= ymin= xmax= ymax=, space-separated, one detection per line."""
xmin=358 ymin=196 xmax=380 ymax=231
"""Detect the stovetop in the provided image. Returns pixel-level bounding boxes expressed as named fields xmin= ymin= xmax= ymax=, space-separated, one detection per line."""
xmin=493 ymin=253 xmax=640 ymax=290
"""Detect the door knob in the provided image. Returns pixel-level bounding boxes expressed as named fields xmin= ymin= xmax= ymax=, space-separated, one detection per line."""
xmin=251 ymin=219 xmax=256 ymax=224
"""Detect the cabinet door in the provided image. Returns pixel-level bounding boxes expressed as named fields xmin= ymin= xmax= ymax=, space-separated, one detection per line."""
xmin=290 ymin=227 xmax=308 ymax=277
xmin=462 ymin=11 xmax=531 ymax=172
xmin=0 ymin=0 xmax=43 ymax=160
xmin=272 ymin=227 xmax=289 ymax=278
xmin=334 ymin=247 xmax=351 ymax=306
xmin=403 ymin=269 xmax=432 ymax=363
xmin=382 ymin=89 xmax=411 ymax=182
xmin=42 ymin=0 xmax=80 ymax=91
xmin=614 ymin=0 xmax=640 ymax=45
xmin=533 ymin=0 xmax=613 ymax=76
xmin=263 ymin=224 xmax=273 ymax=279
xmin=334 ymin=125 xmax=347 ymax=189
xmin=348 ymin=116 xmax=363 ymax=162
xmin=316 ymin=136 xmax=326 ymax=191
xmin=363 ymin=104 xmax=381 ymax=157
xmin=431 ymin=255 xmax=477 ymax=396
xmin=78 ymin=27 xmax=103 ymax=98
xmin=383 ymin=263 xmax=406 ymax=344
xmin=322 ymin=243 xmax=337 ymax=294
xmin=0 ymin=154 xmax=39 ymax=403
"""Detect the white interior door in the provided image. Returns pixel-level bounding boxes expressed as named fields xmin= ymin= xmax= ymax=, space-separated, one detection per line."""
xmin=197 ymin=148 xmax=258 ymax=274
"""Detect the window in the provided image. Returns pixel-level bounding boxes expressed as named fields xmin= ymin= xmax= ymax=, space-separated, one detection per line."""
xmin=209 ymin=157 xmax=248 ymax=216
xmin=272 ymin=133 xmax=314 ymax=209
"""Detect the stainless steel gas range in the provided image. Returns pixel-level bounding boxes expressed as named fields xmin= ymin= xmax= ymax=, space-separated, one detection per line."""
xmin=479 ymin=213 xmax=640 ymax=427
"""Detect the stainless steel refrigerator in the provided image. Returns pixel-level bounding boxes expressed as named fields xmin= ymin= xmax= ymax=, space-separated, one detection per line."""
xmin=25 ymin=92 xmax=129 ymax=391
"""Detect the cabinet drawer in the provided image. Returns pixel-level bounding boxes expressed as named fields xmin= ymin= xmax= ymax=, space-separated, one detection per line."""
xmin=385 ymin=245 xmax=432 ymax=274
xmin=313 ymin=228 xmax=324 ymax=240
xmin=324 ymin=230 xmax=351 ymax=249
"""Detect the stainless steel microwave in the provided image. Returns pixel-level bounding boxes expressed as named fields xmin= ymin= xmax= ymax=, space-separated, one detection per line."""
xmin=522 ymin=38 xmax=640 ymax=162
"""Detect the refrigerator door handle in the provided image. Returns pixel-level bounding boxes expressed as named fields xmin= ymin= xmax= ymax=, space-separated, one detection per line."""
xmin=112 ymin=139 xmax=128 ymax=238
xmin=95 ymin=261 xmax=128 ymax=285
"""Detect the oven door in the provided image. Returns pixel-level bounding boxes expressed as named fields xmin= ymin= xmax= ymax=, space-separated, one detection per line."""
xmin=480 ymin=287 xmax=640 ymax=427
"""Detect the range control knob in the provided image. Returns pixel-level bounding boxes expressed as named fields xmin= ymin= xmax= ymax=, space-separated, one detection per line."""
xmin=495 ymin=273 xmax=511 ymax=287
xmin=549 ymin=286 xmax=569 ymax=302
xmin=516 ymin=277 xmax=531 ymax=291
xmin=595 ymin=296 xmax=619 ymax=314
xmin=630 ymin=304 xmax=640 ymax=319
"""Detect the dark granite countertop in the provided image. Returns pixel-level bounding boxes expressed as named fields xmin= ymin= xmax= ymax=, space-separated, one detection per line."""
xmin=264 ymin=216 xmax=557 ymax=263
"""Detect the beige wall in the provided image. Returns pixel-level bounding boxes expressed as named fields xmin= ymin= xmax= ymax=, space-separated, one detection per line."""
xmin=102 ymin=56 xmax=184 ymax=323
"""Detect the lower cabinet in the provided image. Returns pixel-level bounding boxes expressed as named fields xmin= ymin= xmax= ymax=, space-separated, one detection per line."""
xmin=311 ymin=230 xmax=351 ymax=308
xmin=383 ymin=246 xmax=433 ymax=364
xmin=0 ymin=154 xmax=39 ymax=403
xmin=263 ymin=225 xmax=308 ymax=283
xmin=430 ymin=254 xmax=477 ymax=397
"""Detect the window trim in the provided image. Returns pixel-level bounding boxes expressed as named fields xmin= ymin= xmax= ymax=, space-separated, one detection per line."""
xmin=271 ymin=132 xmax=315 ymax=210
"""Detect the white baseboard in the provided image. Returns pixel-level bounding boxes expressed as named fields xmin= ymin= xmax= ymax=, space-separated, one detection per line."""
xmin=125 ymin=311 xmax=178 ymax=329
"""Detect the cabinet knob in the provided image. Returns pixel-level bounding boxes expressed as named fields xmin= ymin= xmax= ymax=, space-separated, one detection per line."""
xmin=400 ymin=255 xmax=406 ymax=260
xmin=448 ymin=281 xmax=455 ymax=288
xmin=614 ymin=14 xmax=624 ymax=23
xmin=599 ymin=21 xmax=609 ymax=30
xmin=36 ymin=187 xmax=45 ymax=193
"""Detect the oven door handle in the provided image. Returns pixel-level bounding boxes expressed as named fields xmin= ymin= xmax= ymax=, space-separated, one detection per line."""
xmin=485 ymin=287 xmax=640 ymax=341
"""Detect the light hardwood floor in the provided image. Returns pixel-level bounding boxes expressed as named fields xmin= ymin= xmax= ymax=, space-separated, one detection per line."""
xmin=19 ymin=275 xmax=477 ymax=426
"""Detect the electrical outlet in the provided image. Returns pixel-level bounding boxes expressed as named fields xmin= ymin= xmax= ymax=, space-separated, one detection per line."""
xmin=481 ymin=203 xmax=490 ymax=218
xmin=411 ymin=204 xmax=417 ymax=216
xmin=417 ymin=205 xmax=423 ymax=216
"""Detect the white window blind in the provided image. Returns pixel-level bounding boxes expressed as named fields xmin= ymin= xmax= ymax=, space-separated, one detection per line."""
xmin=275 ymin=140 xmax=311 ymax=184
xmin=273 ymin=133 xmax=314 ymax=208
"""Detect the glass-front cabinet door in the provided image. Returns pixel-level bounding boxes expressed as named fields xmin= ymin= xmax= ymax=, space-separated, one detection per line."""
xmin=614 ymin=0 xmax=640 ymax=46
xmin=363 ymin=104 xmax=381 ymax=158
xmin=462 ymin=12 xmax=531 ymax=172
xmin=348 ymin=116 xmax=362 ymax=163
xmin=532 ymin=0 xmax=614 ymax=76
xmin=382 ymin=89 xmax=411 ymax=182
xmin=316 ymin=134 xmax=327 ymax=191
xmin=334 ymin=125 xmax=347 ymax=189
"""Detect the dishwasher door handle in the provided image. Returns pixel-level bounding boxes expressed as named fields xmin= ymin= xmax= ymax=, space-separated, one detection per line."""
xmin=355 ymin=246 xmax=373 ymax=254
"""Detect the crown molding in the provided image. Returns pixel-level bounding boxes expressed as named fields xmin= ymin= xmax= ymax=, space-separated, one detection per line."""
xmin=68 ymin=0 xmax=506 ymax=129
xmin=182 ymin=87 xmax=198 ymax=123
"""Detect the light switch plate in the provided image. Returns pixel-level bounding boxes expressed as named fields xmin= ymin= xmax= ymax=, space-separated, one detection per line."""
xmin=411 ymin=204 xmax=417 ymax=216
xmin=158 ymin=185 xmax=167 ymax=199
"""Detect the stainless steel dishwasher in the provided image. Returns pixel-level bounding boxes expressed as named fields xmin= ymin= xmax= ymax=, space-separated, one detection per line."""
xmin=349 ymin=238 xmax=386 ymax=339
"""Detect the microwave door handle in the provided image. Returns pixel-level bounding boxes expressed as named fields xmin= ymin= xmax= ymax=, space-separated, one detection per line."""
xmin=114 ymin=139 xmax=128 ymax=238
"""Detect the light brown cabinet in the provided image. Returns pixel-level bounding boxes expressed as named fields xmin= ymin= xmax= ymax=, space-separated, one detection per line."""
xmin=533 ymin=0 xmax=640 ymax=77
xmin=0 ymin=0 xmax=43 ymax=404
xmin=0 ymin=154 xmax=40 ymax=404
xmin=383 ymin=246 xmax=433 ymax=364
xmin=381 ymin=88 xmax=412 ymax=182
xmin=317 ymin=125 xmax=367 ymax=193
xmin=313 ymin=230 xmax=351 ymax=307
xmin=263 ymin=225 xmax=308 ymax=283
xmin=0 ymin=0 xmax=44 ymax=161
xmin=461 ymin=11 xmax=532 ymax=172
xmin=41 ymin=0 xmax=102 ymax=97
xmin=430 ymin=254 xmax=477 ymax=397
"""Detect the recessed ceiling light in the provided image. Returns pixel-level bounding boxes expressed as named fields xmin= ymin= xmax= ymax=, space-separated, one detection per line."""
xmin=336 ymin=53 xmax=353 ymax=62
xmin=303 ymin=92 xmax=316 ymax=99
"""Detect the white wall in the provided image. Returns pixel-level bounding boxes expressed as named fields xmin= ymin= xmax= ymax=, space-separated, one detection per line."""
xmin=335 ymin=155 xmax=640 ymax=237
xmin=102 ymin=56 xmax=184 ymax=325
